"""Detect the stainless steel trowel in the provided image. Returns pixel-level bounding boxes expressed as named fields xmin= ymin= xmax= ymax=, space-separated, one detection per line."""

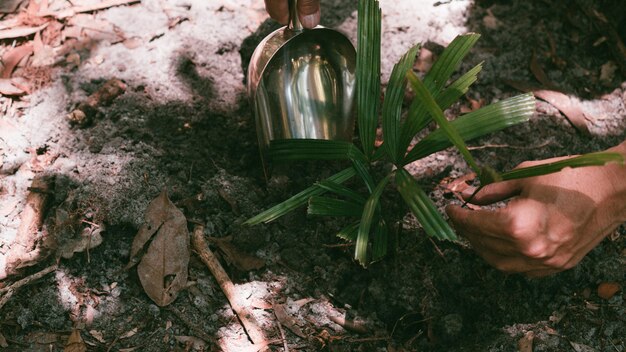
xmin=247 ymin=0 xmax=357 ymax=173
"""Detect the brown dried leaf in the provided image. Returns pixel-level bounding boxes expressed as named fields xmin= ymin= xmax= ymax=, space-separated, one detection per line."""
xmin=0 ymin=79 xmax=26 ymax=95
xmin=174 ymin=336 xmax=207 ymax=350
xmin=120 ymin=327 xmax=138 ymax=339
xmin=130 ymin=190 xmax=190 ymax=307
xmin=530 ymin=51 xmax=558 ymax=90
xmin=39 ymin=0 xmax=140 ymax=19
xmin=273 ymin=303 xmax=306 ymax=338
xmin=440 ymin=173 xmax=476 ymax=194
xmin=88 ymin=330 xmax=105 ymax=343
xmin=517 ymin=331 xmax=534 ymax=352
xmin=208 ymin=237 xmax=265 ymax=272
xmin=64 ymin=329 xmax=86 ymax=352
xmin=1 ymin=44 xmax=34 ymax=79
xmin=0 ymin=23 xmax=48 ymax=40
xmin=533 ymin=90 xmax=590 ymax=135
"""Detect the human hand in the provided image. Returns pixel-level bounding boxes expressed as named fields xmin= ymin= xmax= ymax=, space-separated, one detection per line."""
xmin=446 ymin=143 xmax=626 ymax=277
xmin=264 ymin=0 xmax=321 ymax=29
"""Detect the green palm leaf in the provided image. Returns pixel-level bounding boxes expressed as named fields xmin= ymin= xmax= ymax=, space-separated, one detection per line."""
xmin=269 ymin=139 xmax=375 ymax=190
xmin=371 ymin=219 xmax=388 ymax=261
xmin=406 ymin=71 xmax=481 ymax=174
xmin=316 ymin=180 xmax=367 ymax=204
xmin=308 ymin=196 xmax=364 ymax=217
xmin=244 ymin=167 xmax=356 ymax=225
xmin=357 ymin=0 xmax=382 ymax=158
xmin=399 ymin=62 xmax=483 ymax=154
xmin=356 ymin=174 xmax=391 ymax=266
xmin=382 ymin=45 xmax=420 ymax=163
xmin=396 ymin=168 xmax=457 ymax=240
xmin=404 ymin=93 xmax=535 ymax=164
xmin=423 ymin=33 xmax=481 ymax=93
xmin=337 ymin=221 xmax=360 ymax=242
xmin=501 ymin=152 xmax=624 ymax=181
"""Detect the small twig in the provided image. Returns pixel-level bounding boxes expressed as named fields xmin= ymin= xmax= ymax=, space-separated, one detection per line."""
xmin=191 ymin=225 xmax=268 ymax=347
xmin=328 ymin=315 xmax=369 ymax=334
xmin=273 ymin=309 xmax=289 ymax=352
xmin=427 ymin=238 xmax=446 ymax=261
xmin=166 ymin=306 xmax=214 ymax=343
xmin=0 ymin=264 xmax=57 ymax=310
xmin=467 ymin=141 xmax=552 ymax=151
xmin=346 ymin=336 xmax=389 ymax=343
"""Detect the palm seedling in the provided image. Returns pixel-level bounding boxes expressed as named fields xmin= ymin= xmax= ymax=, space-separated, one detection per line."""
xmin=245 ymin=0 xmax=623 ymax=266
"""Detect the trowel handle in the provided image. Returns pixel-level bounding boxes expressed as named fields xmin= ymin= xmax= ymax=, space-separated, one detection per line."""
xmin=288 ymin=0 xmax=304 ymax=31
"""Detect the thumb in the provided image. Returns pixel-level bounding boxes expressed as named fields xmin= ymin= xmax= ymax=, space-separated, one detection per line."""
xmin=298 ymin=0 xmax=321 ymax=28
xmin=463 ymin=179 xmax=522 ymax=205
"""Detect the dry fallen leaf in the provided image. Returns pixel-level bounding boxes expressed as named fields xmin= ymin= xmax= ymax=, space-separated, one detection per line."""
xmin=599 ymin=61 xmax=617 ymax=84
xmin=120 ymin=327 xmax=138 ymax=339
xmin=208 ymin=237 xmax=265 ymax=272
xmin=0 ymin=79 xmax=26 ymax=96
xmin=174 ymin=336 xmax=207 ymax=350
xmin=530 ymin=51 xmax=558 ymax=90
xmin=1 ymin=44 xmax=34 ymax=79
xmin=482 ymin=9 xmax=499 ymax=29
xmin=0 ymin=23 xmax=48 ymax=40
xmin=517 ymin=331 xmax=534 ymax=352
xmin=129 ymin=190 xmax=190 ymax=306
xmin=570 ymin=341 xmax=596 ymax=352
xmin=88 ymin=330 xmax=106 ymax=344
xmin=59 ymin=225 xmax=104 ymax=259
xmin=64 ymin=329 xmax=87 ymax=352
xmin=533 ymin=90 xmax=590 ymax=135
xmin=597 ymin=282 xmax=621 ymax=300
xmin=273 ymin=303 xmax=306 ymax=338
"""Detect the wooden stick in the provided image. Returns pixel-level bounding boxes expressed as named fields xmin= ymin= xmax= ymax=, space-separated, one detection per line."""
xmin=2 ymin=177 xmax=53 ymax=279
xmin=191 ymin=225 xmax=267 ymax=346
xmin=0 ymin=264 xmax=57 ymax=310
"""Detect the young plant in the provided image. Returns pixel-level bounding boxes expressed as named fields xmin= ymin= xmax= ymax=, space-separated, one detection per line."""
xmin=245 ymin=0 xmax=623 ymax=266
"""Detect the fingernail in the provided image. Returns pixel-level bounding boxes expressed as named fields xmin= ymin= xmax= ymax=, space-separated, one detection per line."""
xmin=461 ymin=186 xmax=477 ymax=198
xmin=301 ymin=12 xmax=320 ymax=29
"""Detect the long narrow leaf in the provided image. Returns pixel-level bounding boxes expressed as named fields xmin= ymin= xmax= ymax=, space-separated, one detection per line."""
xmin=383 ymin=45 xmax=420 ymax=163
xmin=337 ymin=221 xmax=360 ymax=242
xmin=308 ymin=197 xmax=363 ymax=217
xmin=405 ymin=93 xmax=535 ymax=164
xmin=407 ymin=71 xmax=481 ymax=174
xmin=399 ymin=62 xmax=483 ymax=153
xmin=501 ymin=152 xmax=624 ymax=181
xmin=356 ymin=0 xmax=382 ymax=157
xmin=396 ymin=168 xmax=456 ymax=240
xmin=269 ymin=139 xmax=373 ymax=189
xmin=316 ymin=180 xmax=367 ymax=204
xmin=244 ymin=167 xmax=356 ymax=225
xmin=356 ymin=175 xmax=391 ymax=266
xmin=270 ymin=139 xmax=361 ymax=162
xmin=398 ymin=33 xmax=481 ymax=155
xmin=423 ymin=33 xmax=481 ymax=93
xmin=371 ymin=219 xmax=388 ymax=261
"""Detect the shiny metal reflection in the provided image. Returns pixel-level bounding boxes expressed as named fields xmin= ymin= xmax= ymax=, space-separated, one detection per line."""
xmin=247 ymin=0 xmax=356 ymax=166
